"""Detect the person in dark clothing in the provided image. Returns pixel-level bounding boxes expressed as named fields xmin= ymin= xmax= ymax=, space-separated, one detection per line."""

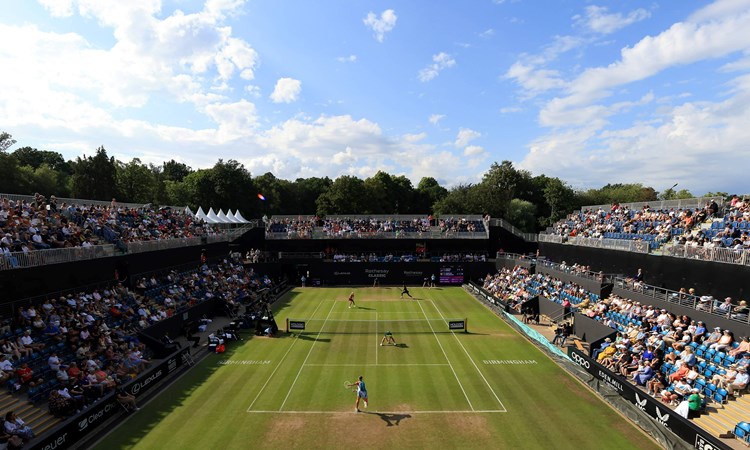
xmin=184 ymin=325 xmax=200 ymax=348
xmin=400 ymin=284 xmax=413 ymax=299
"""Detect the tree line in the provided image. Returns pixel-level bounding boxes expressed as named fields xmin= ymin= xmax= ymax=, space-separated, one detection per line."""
xmin=0 ymin=132 xmax=719 ymax=231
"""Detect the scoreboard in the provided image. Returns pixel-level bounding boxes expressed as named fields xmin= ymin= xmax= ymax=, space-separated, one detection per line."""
xmin=439 ymin=265 xmax=465 ymax=284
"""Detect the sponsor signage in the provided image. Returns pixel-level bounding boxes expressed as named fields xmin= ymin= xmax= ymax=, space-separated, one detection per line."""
xmin=567 ymin=348 xmax=729 ymax=450
xmin=31 ymin=347 xmax=191 ymax=450
xmin=288 ymin=321 xmax=306 ymax=330
xmin=449 ymin=320 xmax=465 ymax=330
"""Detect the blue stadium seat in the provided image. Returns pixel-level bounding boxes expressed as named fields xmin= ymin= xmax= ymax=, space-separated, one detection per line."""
xmin=735 ymin=422 xmax=750 ymax=444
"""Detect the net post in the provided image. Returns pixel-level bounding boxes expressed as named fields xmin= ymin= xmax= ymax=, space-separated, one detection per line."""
xmin=286 ymin=318 xmax=289 ymax=333
xmin=465 ymin=317 xmax=468 ymax=333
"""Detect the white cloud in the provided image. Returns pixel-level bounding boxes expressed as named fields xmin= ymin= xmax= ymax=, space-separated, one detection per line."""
xmin=337 ymin=54 xmax=357 ymax=63
xmin=505 ymin=62 xmax=566 ymax=96
xmin=541 ymin=6 xmax=750 ymax=127
xmin=38 ymin=0 xmax=75 ymax=17
xmin=429 ymin=114 xmax=445 ymax=125
xmin=403 ymin=132 xmax=427 ymax=143
xmin=574 ymin=6 xmax=651 ymax=35
xmin=363 ymin=9 xmax=397 ymax=43
xmin=270 ymin=77 xmax=302 ymax=103
xmin=463 ymin=145 xmax=485 ymax=156
xmin=479 ymin=29 xmax=495 ymax=39
xmin=418 ymin=52 xmax=456 ymax=82
xmin=455 ymin=128 xmax=481 ymax=147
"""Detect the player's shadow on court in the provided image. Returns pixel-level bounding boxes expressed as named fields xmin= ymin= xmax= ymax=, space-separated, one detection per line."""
xmin=354 ymin=306 xmax=374 ymax=310
xmin=297 ymin=335 xmax=330 ymax=342
xmin=394 ymin=343 xmax=408 ymax=348
xmin=367 ymin=412 xmax=411 ymax=426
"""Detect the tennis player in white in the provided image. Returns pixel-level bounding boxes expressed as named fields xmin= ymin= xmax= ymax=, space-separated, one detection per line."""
xmin=348 ymin=376 xmax=368 ymax=412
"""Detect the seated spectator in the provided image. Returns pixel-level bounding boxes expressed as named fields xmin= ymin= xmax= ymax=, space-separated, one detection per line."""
xmin=3 ymin=412 xmax=33 ymax=441
xmin=19 ymin=330 xmax=43 ymax=352
xmin=730 ymin=336 xmax=750 ymax=357
xmin=712 ymin=365 xmax=738 ymax=389
xmin=13 ymin=338 xmax=32 ymax=358
xmin=631 ymin=361 xmax=654 ymax=386
xmin=738 ymin=354 xmax=750 ymax=370
xmin=727 ymin=366 xmax=749 ymax=396
xmin=669 ymin=363 xmax=690 ymax=383
xmin=732 ymin=300 xmax=749 ymax=320
xmin=16 ymin=363 xmax=42 ymax=388
xmin=48 ymin=390 xmax=75 ymax=418
xmin=0 ymin=339 xmax=20 ymax=361
xmin=662 ymin=379 xmax=692 ymax=406
xmin=647 ymin=371 xmax=667 ymax=397
xmin=709 ymin=330 xmax=734 ymax=351
xmin=116 ymin=388 xmax=139 ymax=412
xmin=704 ymin=327 xmax=723 ymax=347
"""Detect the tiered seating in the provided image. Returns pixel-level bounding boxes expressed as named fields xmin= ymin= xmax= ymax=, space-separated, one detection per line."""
xmin=0 ymin=193 xmax=222 ymax=254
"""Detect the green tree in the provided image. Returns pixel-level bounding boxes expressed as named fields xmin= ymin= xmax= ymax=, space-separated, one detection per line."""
xmin=0 ymin=132 xmax=16 ymax=152
xmin=416 ymin=177 xmax=448 ymax=211
xmin=479 ymin=161 xmax=532 ymax=217
xmin=433 ymin=184 xmax=479 ymax=215
xmin=71 ymin=146 xmax=118 ymax=200
xmin=117 ymin=158 xmax=156 ymax=203
xmin=316 ymin=175 xmax=367 ymax=215
xmin=0 ymin=153 xmax=22 ymax=192
xmin=12 ymin=147 xmax=70 ymax=173
xmin=162 ymin=160 xmax=192 ymax=182
xmin=506 ymin=199 xmax=537 ymax=232
xmin=543 ymin=178 xmax=576 ymax=225
xmin=289 ymin=177 xmax=332 ymax=215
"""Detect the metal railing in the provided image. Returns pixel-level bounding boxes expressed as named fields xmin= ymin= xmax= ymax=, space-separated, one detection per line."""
xmin=580 ymin=197 xmax=723 ymax=213
xmin=265 ymin=229 xmax=488 ymax=240
xmin=492 ymin=218 xmax=537 ymax=242
xmin=537 ymin=234 xmax=564 ymax=244
xmin=535 ymin=258 xmax=606 ymax=282
xmin=1 ymin=245 xmax=118 ymax=270
xmin=614 ymin=277 xmax=750 ymax=325
xmin=0 ymin=227 xmax=254 ymax=270
xmin=568 ymin=236 xmax=650 ymax=253
xmin=0 ymin=192 xmax=183 ymax=210
xmin=538 ymin=234 xmax=650 ymax=253
xmin=661 ymin=243 xmax=750 ymax=267
xmin=125 ymin=237 xmax=205 ymax=254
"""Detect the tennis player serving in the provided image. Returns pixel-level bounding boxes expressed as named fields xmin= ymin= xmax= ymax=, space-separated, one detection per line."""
xmin=347 ymin=376 xmax=368 ymax=412
xmin=348 ymin=292 xmax=356 ymax=308
xmin=380 ymin=331 xmax=396 ymax=346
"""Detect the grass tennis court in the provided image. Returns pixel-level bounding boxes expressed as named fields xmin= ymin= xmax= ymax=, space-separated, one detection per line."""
xmin=94 ymin=287 xmax=658 ymax=449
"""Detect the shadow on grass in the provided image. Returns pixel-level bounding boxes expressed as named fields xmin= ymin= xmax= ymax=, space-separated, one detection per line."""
xmin=93 ymin=342 xmax=247 ymax=449
xmin=93 ymin=291 xmax=303 ymax=449
xmin=365 ymin=411 xmax=411 ymax=426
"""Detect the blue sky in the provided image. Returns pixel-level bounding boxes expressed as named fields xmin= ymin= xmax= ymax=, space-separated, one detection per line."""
xmin=2 ymin=0 xmax=750 ymax=195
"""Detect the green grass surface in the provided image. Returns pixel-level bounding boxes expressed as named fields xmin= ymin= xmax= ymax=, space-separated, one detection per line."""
xmin=94 ymin=287 xmax=658 ymax=450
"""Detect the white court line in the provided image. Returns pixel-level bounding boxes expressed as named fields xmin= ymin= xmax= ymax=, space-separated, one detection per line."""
xmin=416 ymin=299 xmax=474 ymax=411
xmin=246 ymin=410 xmax=504 ymax=414
xmin=278 ymin=299 xmax=337 ymax=411
xmin=303 ymin=363 xmax=449 ymax=367
xmin=375 ymin=311 xmax=378 ymax=366
xmin=246 ymin=297 xmax=327 ymax=412
xmin=425 ymin=299 xmax=507 ymax=412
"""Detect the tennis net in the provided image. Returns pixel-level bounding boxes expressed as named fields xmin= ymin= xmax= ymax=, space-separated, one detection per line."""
xmin=285 ymin=318 xmax=467 ymax=334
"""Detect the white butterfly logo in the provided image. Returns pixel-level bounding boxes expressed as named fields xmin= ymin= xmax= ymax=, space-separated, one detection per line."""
xmin=656 ymin=407 xmax=670 ymax=422
xmin=635 ymin=394 xmax=647 ymax=407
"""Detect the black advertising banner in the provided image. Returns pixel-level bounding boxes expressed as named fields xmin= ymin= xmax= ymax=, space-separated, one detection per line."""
xmin=567 ymin=348 xmax=729 ymax=450
xmin=32 ymin=347 xmax=191 ymax=450
xmin=288 ymin=321 xmax=306 ymax=330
